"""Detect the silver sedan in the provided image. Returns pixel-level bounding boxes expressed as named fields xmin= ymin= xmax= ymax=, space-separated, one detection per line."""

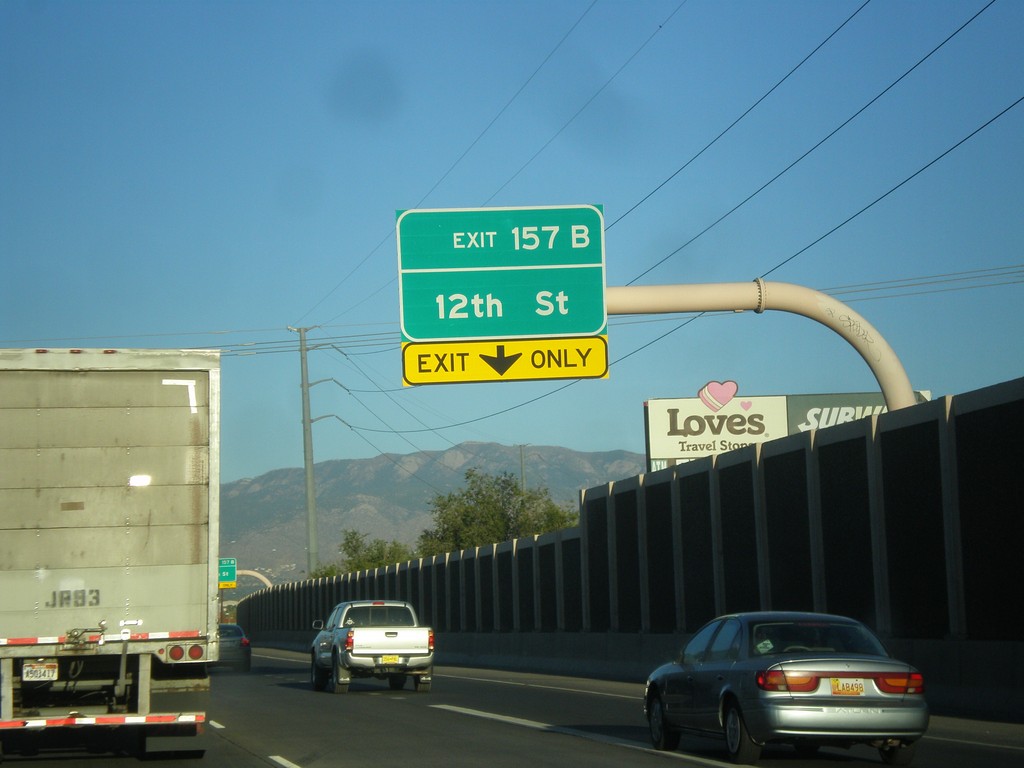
xmin=644 ymin=611 xmax=928 ymax=765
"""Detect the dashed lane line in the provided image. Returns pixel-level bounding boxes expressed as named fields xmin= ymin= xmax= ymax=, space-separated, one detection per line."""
xmin=429 ymin=704 xmax=732 ymax=765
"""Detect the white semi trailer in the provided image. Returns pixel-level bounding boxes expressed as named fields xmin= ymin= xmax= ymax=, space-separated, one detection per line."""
xmin=0 ymin=348 xmax=221 ymax=759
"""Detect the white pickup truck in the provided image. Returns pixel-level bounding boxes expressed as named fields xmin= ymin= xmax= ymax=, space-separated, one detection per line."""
xmin=310 ymin=600 xmax=433 ymax=693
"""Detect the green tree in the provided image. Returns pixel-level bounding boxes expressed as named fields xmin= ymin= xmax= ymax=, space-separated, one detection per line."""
xmin=309 ymin=562 xmax=344 ymax=579
xmin=338 ymin=529 xmax=415 ymax=571
xmin=310 ymin=529 xmax=415 ymax=578
xmin=418 ymin=469 xmax=577 ymax=556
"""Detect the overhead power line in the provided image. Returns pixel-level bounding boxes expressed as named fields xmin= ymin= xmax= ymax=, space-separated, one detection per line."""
xmin=312 ymin=1 xmax=689 ymax=328
xmin=483 ymin=1 xmax=689 ymax=204
xmin=762 ymin=92 xmax=1023 ymax=278
xmin=334 ymin=261 xmax=1023 ymax=436
xmin=608 ymin=0 xmax=872 ymax=234
xmin=7 ymin=265 xmax=1018 ymax=354
xmin=629 ymin=0 xmax=998 ymax=284
xmin=294 ymin=1 xmax=599 ymax=326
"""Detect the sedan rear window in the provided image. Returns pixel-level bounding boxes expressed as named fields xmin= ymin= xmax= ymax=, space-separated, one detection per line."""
xmin=750 ymin=621 xmax=887 ymax=656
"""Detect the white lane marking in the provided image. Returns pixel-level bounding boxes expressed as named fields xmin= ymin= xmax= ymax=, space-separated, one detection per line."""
xmin=433 ymin=704 xmax=548 ymax=730
xmin=925 ymin=735 xmax=1024 ymax=752
xmin=240 ymin=656 xmax=1023 ymax=756
xmin=254 ymin=654 xmax=638 ymax=699
xmin=429 ymin=705 xmax=730 ymax=765
xmin=208 ymin=720 xmax=226 ymax=729
xmin=436 ymin=704 xmax=1019 ymax=765
xmin=254 ymin=652 xmax=305 ymax=662
xmin=435 ymin=672 xmax=637 ymax=700
xmin=269 ymin=757 xmax=304 ymax=768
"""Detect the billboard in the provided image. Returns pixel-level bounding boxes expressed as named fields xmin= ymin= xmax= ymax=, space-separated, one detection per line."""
xmin=645 ymin=381 xmax=930 ymax=470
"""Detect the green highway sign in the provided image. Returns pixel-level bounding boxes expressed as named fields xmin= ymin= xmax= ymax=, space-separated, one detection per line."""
xmin=218 ymin=557 xmax=237 ymax=589
xmin=397 ymin=205 xmax=606 ymax=342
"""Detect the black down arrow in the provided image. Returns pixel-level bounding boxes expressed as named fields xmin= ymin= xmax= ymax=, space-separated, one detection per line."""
xmin=480 ymin=345 xmax=522 ymax=376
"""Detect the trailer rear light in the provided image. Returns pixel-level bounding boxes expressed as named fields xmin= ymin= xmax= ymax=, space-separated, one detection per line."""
xmin=876 ymin=672 xmax=925 ymax=694
xmin=757 ymin=670 xmax=818 ymax=692
xmin=167 ymin=644 xmax=205 ymax=662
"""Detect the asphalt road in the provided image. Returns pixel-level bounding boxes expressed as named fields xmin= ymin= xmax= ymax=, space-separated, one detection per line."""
xmin=2 ymin=649 xmax=1021 ymax=767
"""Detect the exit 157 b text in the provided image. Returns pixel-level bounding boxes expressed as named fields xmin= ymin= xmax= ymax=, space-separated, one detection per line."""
xmin=452 ymin=225 xmax=592 ymax=251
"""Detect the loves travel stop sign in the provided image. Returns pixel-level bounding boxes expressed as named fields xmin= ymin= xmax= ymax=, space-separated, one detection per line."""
xmin=397 ymin=205 xmax=608 ymax=385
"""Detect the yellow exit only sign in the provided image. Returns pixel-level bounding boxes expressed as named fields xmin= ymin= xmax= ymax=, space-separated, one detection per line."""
xmin=402 ymin=336 xmax=608 ymax=386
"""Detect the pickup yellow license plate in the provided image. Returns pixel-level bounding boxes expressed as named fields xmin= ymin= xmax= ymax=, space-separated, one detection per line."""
xmin=831 ymin=677 xmax=865 ymax=696
xmin=381 ymin=655 xmax=400 ymax=664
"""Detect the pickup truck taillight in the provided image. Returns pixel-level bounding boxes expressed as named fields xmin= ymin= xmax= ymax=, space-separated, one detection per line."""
xmin=428 ymin=629 xmax=434 ymax=652
xmin=344 ymin=629 xmax=355 ymax=652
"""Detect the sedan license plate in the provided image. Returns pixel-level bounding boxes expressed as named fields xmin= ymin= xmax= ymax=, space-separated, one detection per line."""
xmin=23 ymin=661 xmax=59 ymax=682
xmin=381 ymin=655 xmax=400 ymax=665
xmin=831 ymin=677 xmax=865 ymax=696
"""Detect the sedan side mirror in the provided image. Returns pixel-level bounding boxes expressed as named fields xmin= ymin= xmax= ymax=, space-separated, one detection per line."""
xmin=312 ymin=619 xmax=324 ymax=630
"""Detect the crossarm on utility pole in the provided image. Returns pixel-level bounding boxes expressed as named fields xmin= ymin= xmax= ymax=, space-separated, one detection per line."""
xmin=605 ymin=280 xmax=915 ymax=411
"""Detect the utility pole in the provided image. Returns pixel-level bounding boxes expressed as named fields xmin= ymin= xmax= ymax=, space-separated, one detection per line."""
xmin=519 ymin=444 xmax=526 ymax=493
xmin=288 ymin=326 xmax=319 ymax=575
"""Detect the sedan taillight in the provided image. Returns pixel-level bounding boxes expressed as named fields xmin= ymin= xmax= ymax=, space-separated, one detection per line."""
xmin=758 ymin=669 xmax=925 ymax=695
xmin=757 ymin=670 xmax=818 ymax=692
xmin=876 ymin=672 xmax=925 ymax=694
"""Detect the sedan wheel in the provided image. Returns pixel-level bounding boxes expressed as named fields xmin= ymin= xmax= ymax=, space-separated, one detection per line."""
xmin=647 ymin=694 xmax=680 ymax=751
xmin=724 ymin=704 xmax=762 ymax=765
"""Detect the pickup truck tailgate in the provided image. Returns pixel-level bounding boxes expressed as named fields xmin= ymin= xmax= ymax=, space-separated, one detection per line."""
xmin=351 ymin=628 xmax=431 ymax=656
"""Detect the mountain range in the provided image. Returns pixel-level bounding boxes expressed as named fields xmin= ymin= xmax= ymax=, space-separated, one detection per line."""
xmin=220 ymin=441 xmax=645 ymax=585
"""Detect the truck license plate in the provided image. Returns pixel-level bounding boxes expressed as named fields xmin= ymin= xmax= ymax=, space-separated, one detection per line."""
xmin=23 ymin=661 xmax=59 ymax=682
xmin=381 ymin=655 xmax=399 ymax=665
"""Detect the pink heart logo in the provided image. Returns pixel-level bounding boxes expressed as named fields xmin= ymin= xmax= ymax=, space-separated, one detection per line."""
xmin=740 ymin=401 xmax=752 ymax=411
xmin=699 ymin=380 xmax=738 ymax=412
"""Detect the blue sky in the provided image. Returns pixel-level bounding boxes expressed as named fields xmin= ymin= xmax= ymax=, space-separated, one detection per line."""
xmin=2 ymin=0 xmax=1021 ymax=483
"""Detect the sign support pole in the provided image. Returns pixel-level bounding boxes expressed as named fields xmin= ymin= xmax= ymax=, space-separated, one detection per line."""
xmin=606 ymin=280 xmax=915 ymax=411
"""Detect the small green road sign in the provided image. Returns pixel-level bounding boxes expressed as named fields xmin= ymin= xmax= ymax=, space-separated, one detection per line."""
xmin=218 ymin=557 xmax=237 ymax=589
xmin=397 ymin=205 xmax=606 ymax=342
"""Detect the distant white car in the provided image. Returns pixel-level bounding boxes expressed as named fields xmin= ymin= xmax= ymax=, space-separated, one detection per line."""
xmin=310 ymin=600 xmax=433 ymax=693
xmin=644 ymin=612 xmax=928 ymax=765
